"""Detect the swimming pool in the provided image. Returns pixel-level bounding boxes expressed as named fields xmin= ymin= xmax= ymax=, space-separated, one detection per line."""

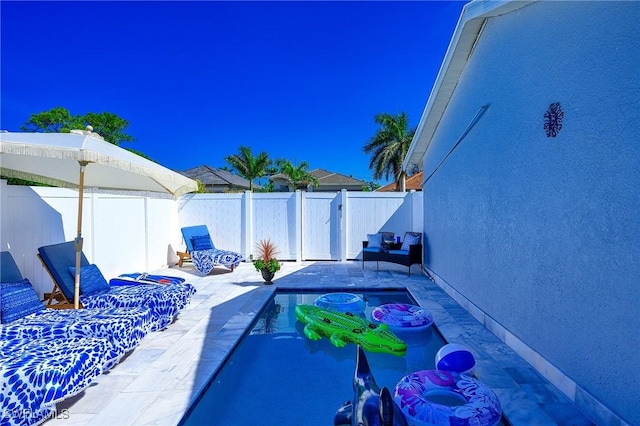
xmin=179 ymin=290 xmax=447 ymax=425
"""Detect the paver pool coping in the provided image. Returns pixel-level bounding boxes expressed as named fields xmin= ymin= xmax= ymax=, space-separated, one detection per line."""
xmin=50 ymin=261 xmax=594 ymax=426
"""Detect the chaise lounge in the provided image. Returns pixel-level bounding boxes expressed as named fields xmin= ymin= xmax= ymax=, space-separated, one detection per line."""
xmin=1 ymin=251 xmax=152 ymax=370
xmin=362 ymin=231 xmax=423 ymax=276
xmin=179 ymin=225 xmax=244 ymax=275
xmin=37 ymin=242 xmax=196 ymax=331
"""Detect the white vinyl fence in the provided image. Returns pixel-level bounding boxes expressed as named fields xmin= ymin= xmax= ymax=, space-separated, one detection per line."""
xmin=0 ymin=180 xmax=182 ymax=297
xmin=1 ymin=180 xmax=422 ymax=297
xmin=179 ymin=190 xmax=423 ymax=261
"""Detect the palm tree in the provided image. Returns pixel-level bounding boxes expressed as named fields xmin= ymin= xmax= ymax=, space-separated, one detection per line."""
xmin=276 ymin=159 xmax=319 ymax=191
xmin=363 ymin=112 xmax=416 ymax=191
xmin=224 ymin=146 xmax=272 ymax=192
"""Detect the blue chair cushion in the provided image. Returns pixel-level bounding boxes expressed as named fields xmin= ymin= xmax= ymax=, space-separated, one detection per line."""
xmin=1 ymin=251 xmax=24 ymax=283
xmin=38 ymin=241 xmax=91 ymax=301
xmin=181 ymin=225 xmax=212 ymax=252
xmin=388 ymin=249 xmax=410 ymax=255
xmin=363 ymin=247 xmax=383 ymax=253
xmin=191 ymin=235 xmax=214 ymax=251
xmin=68 ymin=264 xmax=110 ymax=295
xmin=1 ymin=278 xmax=45 ymax=323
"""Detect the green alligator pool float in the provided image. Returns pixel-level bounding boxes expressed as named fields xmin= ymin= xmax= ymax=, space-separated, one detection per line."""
xmin=295 ymin=304 xmax=407 ymax=357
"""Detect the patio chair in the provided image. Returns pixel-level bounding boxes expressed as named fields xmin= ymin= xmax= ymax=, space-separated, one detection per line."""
xmin=37 ymin=242 xmax=196 ymax=331
xmin=179 ymin=225 xmax=244 ymax=275
xmin=362 ymin=231 xmax=422 ymax=276
xmin=1 ymin=336 xmax=107 ymax=426
xmin=1 ymin=251 xmax=153 ymax=370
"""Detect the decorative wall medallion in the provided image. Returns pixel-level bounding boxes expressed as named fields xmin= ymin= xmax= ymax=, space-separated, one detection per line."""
xmin=543 ymin=102 xmax=564 ymax=137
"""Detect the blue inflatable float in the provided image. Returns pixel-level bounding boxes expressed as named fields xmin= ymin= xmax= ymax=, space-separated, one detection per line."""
xmin=314 ymin=292 xmax=365 ymax=314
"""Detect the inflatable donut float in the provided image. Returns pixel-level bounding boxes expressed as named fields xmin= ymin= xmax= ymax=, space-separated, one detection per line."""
xmin=394 ymin=370 xmax=501 ymax=426
xmin=371 ymin=303 xmax=433 ymax=330
xmin=314 ymin=292 xmax=365 ymax=314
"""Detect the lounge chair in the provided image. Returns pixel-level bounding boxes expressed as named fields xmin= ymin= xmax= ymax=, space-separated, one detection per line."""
xmin=1 ymin=251 xmax=152 ymax=370
xmin=179 ymin=225 xmax=244 ymax=275
xmin=37 ymin=242 xmax=196 ymax=331
xmin=1 ymin=336 xmax=107 ymax=426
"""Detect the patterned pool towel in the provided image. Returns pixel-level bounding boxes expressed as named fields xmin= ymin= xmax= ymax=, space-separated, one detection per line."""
xmin=0 ymin=337 xmax=108 ymax=426
xmin=0 ymin=307 xmax=153 ymax=371
xmin=113 ymin=273 xmax=186 ymax=285
xmin=80 ymin=283 xmax=196 ymax=331
xmin=191 ymin=248 xmax=244 ymax=275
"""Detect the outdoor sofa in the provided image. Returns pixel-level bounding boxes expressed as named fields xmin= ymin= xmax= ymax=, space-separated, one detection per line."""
xmin=362 ymin=231 xmax=423 ymax=276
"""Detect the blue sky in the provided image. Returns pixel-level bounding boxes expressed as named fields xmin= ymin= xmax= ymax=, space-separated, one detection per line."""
xmin=1 ymin=1 xmax=466 ymax=185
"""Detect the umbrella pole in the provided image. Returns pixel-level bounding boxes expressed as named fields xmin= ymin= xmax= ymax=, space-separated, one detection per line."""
xmin=73 ymin=162 xmax=89 ymax=309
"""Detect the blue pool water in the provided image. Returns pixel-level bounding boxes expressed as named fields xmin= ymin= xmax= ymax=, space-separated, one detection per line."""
xmin=180 ymin=290 xmax=447 ymax=426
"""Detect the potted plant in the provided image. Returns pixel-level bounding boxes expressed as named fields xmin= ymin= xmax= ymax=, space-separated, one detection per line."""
xmin=253 ymin=239 xmax=281 ymax=284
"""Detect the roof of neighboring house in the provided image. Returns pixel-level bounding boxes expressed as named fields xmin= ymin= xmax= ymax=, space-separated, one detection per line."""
xmin=179 ymin=165 xmax=254 ymax=189
xmin=377 ymin=171 xmax=423 ymax=192
xmin=270 ymin=168 xmax=367 ymax=187
xmin=402 ymin=0 xmax=534 ymax=170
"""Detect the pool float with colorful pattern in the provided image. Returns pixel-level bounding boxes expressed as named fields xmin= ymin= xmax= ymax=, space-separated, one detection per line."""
xmin=295 ymin=304 xmax=407 ymax=356
xmin=314 ymin=292 xmax=365 ymax=314
xmin=371 ymin=303 xmax=433 ymax=330
xmin=393 ymin=370 xmax=502 ymax=426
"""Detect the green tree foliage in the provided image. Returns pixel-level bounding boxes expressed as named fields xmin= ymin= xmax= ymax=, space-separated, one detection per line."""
xmin=363 ymin=112 xmax=416 ymax=191
xmin=21 ymin=107 xmax=84 ymax=133
xmin=195 ymin=179 xmax=208 ymax=193
xmin=83 ymin=112 xmax=134 ymax=146
xmin=255 ymin=181 xmax=275 ymax=193
xmin=224 ymin=146 xmax=272 ymax=192
xmin=362 ymin=181 xmax=381 ymax=192
xmin=6 ymin=107 xmax=141 ymax=185
xmin=276 ymin=159 xmax=319 ymax=191
xmin=21 ymin=107 xmax=134 ymax=146
xmin=4 ymin=177 xmax=49 ymax=186
xmin=21 ymin=106 xmax=147 ymax=157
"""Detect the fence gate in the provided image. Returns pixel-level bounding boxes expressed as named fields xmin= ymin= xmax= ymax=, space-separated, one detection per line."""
xmin=301 ymin=192 xmax=340 ymax=260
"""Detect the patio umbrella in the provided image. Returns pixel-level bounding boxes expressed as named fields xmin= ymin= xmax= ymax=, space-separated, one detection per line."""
xmin=0 ymin=129 xmax=198 ymax=308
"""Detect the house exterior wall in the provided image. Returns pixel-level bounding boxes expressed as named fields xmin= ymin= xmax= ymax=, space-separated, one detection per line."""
xmin=420 ymin=1 xmax=639 ymax=423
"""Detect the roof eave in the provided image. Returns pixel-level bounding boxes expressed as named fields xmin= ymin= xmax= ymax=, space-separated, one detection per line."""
xmin=402 ymin=0 xmax=535 ymax=171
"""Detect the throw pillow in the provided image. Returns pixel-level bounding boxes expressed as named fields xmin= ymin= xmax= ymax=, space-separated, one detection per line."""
xmin=400 ymin=232 xmax=422 ymax=251
xmin=367 ymin=233 xmax=383 ymax=251
xmin=68 ymin=264 xmax=110 ymax=295
xmin=0 ymin=278 xmax=45 ymax=323
xmin=191 ymin=235 xmax=214 ymax=251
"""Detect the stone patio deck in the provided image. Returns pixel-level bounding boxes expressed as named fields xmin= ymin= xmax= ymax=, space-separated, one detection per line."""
xmin=49 ymin=261 xmax=595 ymax=425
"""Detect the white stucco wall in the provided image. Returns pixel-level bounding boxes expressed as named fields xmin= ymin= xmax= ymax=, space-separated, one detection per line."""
xmin=420 ymin=1 xmax=639 ymax=424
